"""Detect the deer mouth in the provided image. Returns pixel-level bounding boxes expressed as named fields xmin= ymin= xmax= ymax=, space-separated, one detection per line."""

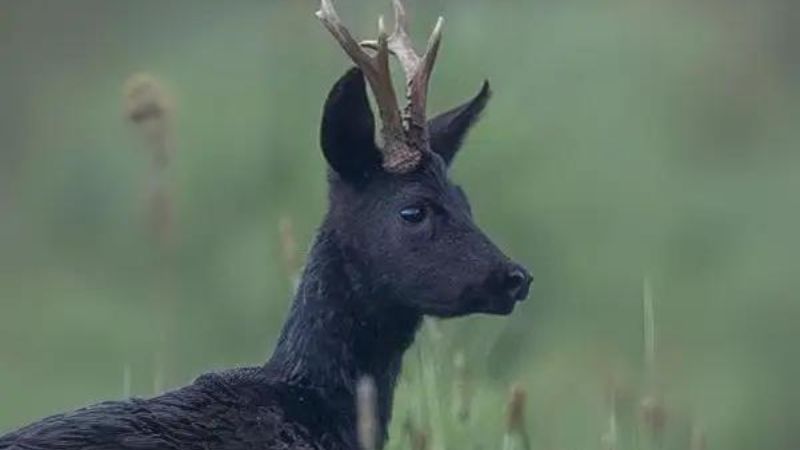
xmin=460 ymin=288 xmax=523 ymax=316
xmin=480 ymin=295 xmax=521 ymax=315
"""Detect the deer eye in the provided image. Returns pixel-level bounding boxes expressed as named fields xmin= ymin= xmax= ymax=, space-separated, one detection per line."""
xmin=399 ymin=205 xmax=427 ymax=224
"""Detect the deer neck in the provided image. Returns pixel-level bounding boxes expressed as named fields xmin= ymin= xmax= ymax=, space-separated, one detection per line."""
xmin=267 ymin=227 xmax=421 ymax=440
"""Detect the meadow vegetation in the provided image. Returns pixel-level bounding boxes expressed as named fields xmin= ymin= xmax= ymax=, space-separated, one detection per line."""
xmin=2 ymin=0 xmax=799 ymax=448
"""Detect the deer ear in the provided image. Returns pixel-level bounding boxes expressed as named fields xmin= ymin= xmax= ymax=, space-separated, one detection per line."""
xmin=428 ymin=80 xmax=491 ymax=166
xmin=320 ymin=67 xmax=382 ymax=182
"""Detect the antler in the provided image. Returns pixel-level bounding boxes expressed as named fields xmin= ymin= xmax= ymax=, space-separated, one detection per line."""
xmin=362 ymin=0 xmax=443 ymax=151
xmin=316 ymin=0 xmax=443 ymax=173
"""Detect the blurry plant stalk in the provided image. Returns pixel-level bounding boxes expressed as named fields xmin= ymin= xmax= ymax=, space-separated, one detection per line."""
xmin=601 ymin=408 xmax=618 ymax=450
xmin=690 ymin=421 xmax=707 ymax=450
xmin=357 ymin=376 xmax=379 ymax=450
xmin=123 ymin=73 xmax=177 ymax=393
xmin=640 ymin=277 xmax=667 ymax=441
xmin=502 ymin=383 xmax=531 ymax=450
xmin=279 ymin=215 xmax=301 ymax=289
xmin=452 ymin=351 xmax=472 ymax=423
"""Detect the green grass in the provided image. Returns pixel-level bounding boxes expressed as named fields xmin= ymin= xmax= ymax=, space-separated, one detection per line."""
xmin=385 ymin=282 xmax=671 ymax=450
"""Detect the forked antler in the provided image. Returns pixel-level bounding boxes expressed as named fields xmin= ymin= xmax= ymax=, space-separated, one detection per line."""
xmin=316 ymin=0 xmax=444 ymax=174
xmin=361 ymin=0 xmax=443 ymax=150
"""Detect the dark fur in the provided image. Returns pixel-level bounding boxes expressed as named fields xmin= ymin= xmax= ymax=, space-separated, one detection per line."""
xmin=0 ymin=68 xmax=531 ymax=450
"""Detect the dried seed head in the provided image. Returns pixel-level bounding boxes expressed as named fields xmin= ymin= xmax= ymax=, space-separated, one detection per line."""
xmin=410 ymin=429 xmax=428 ymax=450
xmin=505 ymin=383 xmax=527 ymax=434
xmin=123 ymin=73 xmax=174 ymax=168
xmin=639 ymin=395 xmax=667 ymax=436
xmin=503 ymin=383 xmax=532 ymax=450
xmin=356 ymin=376 xmax=378 ymax=450
xmin=123 ymin=73 xmax=170 ymax=123
xmin=403 ymin=417 xmax=429 ymax=450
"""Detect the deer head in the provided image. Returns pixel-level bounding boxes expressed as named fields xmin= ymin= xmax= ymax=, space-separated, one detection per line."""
xmin=316 ymin=0 xmax=532 ymax=317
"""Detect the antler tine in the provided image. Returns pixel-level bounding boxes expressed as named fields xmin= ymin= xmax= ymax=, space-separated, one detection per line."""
xmin=386 ymin=0 xmax=420 ymax=74
xmin=316 ymin=0 xmax=371 ymax=69
xmin=405 ymin=16 xmax=443 ymax=143
xmin=360 ymin=1 xmax=419 ymax=80
xmin=316 ymin=0 xmax=404 ymax=144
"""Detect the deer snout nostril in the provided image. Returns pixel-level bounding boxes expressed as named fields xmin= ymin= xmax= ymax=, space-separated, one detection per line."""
xmin=503 ymin=267 xmax=532 ymax=301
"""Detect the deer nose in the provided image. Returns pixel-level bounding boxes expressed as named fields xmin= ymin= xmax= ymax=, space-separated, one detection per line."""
xmin=503 ymin=265 xmax=532 ymax=301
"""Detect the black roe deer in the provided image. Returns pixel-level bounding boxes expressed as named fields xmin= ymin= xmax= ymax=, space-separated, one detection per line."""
xmin=0 ymin=1 xmax=532 ymax=449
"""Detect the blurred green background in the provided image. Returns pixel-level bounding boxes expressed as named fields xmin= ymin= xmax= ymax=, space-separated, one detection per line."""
xmin=1 ymin=0 xmax=799 ymax=449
